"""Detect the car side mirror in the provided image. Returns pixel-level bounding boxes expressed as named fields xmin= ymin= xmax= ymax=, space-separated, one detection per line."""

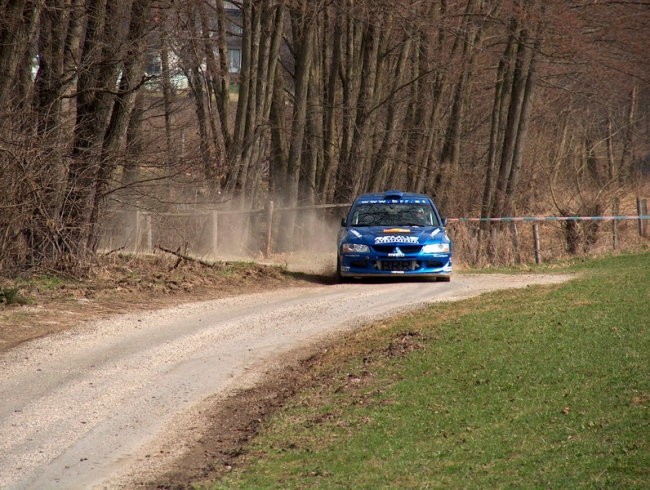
xmin=341 ymin=217 xmax=347 ymax=227
xmin=441 ymin=217 xmax=447 ymax=227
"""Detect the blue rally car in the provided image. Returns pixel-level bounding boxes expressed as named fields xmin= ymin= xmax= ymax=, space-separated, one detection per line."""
xmin=337 ymin=190 xmax=452 ymax=281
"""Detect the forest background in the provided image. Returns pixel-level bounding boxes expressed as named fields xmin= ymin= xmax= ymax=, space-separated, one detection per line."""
xmin=1 ymin=0 xmax=648 ymax=275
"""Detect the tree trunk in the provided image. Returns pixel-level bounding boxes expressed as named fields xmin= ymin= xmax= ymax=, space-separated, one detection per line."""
xmin=348 ymin=21 xmax=380 ymax=198
xmin=87 ymin=0 xmax=153 ymax=251
xmin=333 ymin=10 xmax=362 ymax=203
xmin=0 ymin=0 xmax=44 ymax=109
xmin=279 ymin=2 xmax=315 ymax=250
xmin=502 ymin=36 xmax=540 ymax=217
xmin=62 ymin=0 xmax=121 ymax=260
xmin=490 ymin=28 xmax=530 ymax=219
xmin=435 ymin=0 xmax=484 ymax=206
xmin=318 ymin=7 xmax=342 ymax=202
xmin=269 ymin=61 xmax=288 ymax=198
xmin=235 ymin=0 xmax=262 ymax=199
xmin=480 ymin=18 xmax=518 ymax=224
xmin=224 ymin=0 xmax=253 ymax=195
xmin=159 ymin=17 xmax=175 ymax=170
xmin=369 ymin=38 xmax=411 ymax=191
xmin=122 ymin=90 xmax=146 ymax=187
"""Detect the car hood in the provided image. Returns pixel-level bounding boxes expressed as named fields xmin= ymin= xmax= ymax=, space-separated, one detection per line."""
xmin=345 ymin=226 xmax=448 ymax=245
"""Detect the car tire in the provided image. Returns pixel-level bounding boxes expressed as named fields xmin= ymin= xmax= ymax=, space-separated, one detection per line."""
xmin=336 ymin=255 xmax=345 ymax=283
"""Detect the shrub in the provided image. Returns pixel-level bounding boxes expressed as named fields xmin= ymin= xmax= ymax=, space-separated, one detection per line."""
xmin=0 ymin=286 xmax=28 ymax=305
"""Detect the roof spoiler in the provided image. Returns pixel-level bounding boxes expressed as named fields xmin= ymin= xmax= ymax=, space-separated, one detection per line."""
xmin=383 ymin=190 xmax=404 ymax=199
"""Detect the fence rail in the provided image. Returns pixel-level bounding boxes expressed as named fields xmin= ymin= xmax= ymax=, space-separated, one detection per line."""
xmin=448 ymin=214 xmax=648 ymax=265
xmin=448 ymin=215 xmax=650 ymax=222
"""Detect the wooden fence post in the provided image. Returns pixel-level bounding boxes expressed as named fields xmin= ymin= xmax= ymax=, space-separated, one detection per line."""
xmin=532 ymin=223 xmax=541 ymax=264
xmin=265 ymin=200 xmax=274 ymax=257
xmin=211 ymin=211 xmax=219 ymax=257
xmin=612 ymin=198 xmax=619 ymax=250
xmin=637 ymin=197 xmax=648 ymax=237
xmin=134 ymin=210 xmax=152 ymax=253
xmin=144 ymin=213 xmax=152 ymax=252
xmin=135 ymin=210 xmax=142 ymax=252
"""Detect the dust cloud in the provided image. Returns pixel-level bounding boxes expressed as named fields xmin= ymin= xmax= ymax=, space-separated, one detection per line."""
xmin=98 ymin=195 xmax=346 ymax=276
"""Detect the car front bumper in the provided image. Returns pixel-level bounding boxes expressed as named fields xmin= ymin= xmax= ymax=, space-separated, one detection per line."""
xmin=339 ymin=253 xmax=452 ymax=278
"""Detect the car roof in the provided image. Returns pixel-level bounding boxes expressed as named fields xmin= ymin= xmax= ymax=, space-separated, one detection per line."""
xmin=352 ymin=190 xmax=433 ymax=202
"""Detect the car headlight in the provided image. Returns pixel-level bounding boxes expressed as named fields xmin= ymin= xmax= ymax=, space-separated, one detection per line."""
xmin=341 ymin=243 xmax=370 ymax=253
xmin=422 ymin=243 xmax=450 ymax=253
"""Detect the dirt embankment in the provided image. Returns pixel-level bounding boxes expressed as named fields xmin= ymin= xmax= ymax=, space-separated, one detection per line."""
xmin=0 ymin=253 xmax=330 ymax=353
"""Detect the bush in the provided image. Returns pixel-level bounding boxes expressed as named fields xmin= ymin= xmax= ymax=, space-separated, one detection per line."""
xmin=0 ymin=286 xmax=28 ymax=305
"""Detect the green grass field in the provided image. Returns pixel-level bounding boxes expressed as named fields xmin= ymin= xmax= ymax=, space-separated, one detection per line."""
xmin=213 ymin=253 xmax=649 ymax=489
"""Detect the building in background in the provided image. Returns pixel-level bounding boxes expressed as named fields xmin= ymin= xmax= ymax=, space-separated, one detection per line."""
xmin=224 ymin=1 xmax=242 ymax=75
xmin=145 ymin=1 xmax=243 ymax=90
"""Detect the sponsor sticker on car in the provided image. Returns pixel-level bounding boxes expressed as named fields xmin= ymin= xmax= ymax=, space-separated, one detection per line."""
xmin=374 ymin=235 xmax=419 ymax=244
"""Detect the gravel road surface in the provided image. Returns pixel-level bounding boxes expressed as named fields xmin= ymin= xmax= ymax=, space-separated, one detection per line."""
xmin=0 ymin=274 xmax=570 ymax=489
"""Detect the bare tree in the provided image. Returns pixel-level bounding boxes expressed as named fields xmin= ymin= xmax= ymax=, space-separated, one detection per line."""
xmin=1 ymin=0 xmax=648 ymax=272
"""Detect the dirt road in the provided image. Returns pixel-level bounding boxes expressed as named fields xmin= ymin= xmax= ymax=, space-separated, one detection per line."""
xmin=0 ymin=274 xmax=570 ymax=489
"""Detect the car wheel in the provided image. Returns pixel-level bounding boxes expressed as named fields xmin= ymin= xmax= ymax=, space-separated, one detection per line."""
xmin=336 ymin=255 xmax=344 ymax=283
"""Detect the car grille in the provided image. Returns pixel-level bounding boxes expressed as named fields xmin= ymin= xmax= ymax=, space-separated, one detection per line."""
xmin=372 ymin=245 xmax=422 ymax=254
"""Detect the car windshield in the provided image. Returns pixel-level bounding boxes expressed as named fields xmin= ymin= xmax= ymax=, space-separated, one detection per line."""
xmin=350 ymin=203 xmax=439 ymax=227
